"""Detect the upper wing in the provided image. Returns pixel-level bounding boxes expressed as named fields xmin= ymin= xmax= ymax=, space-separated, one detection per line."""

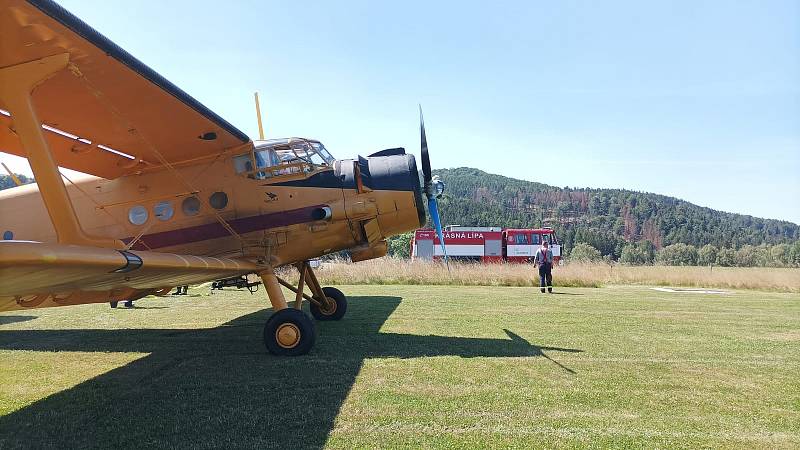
xmin=0 ymin=241 xmax=260 ymax=311
xmin=0 ymin=0 xmax=251 ymax=179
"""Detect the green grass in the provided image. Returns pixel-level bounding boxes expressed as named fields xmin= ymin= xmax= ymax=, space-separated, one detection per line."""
xmin=0 ymin=285 xmax=798 ymax=449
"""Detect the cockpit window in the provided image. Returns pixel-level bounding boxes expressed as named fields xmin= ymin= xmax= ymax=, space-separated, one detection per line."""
xmin=271 ymin=140 xmax=335 ymax=166
xmin=255 ymin=149 xmax=279 ymax=168
xmin=312 ymin=143 xmax=334 ymax=165
xmin=236 ymin=138 xmax=336 ymax=179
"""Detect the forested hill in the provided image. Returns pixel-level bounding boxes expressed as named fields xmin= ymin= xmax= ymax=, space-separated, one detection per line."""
xmin=433 ymin=167 xmax=799 ymax=257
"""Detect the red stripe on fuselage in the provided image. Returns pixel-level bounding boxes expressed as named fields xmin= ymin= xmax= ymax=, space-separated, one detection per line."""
xmin=124 ymin=205 xmax=325 ymax=250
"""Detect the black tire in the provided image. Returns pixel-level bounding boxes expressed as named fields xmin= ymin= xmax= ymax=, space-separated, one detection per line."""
xmin=263 ymin=308 xmax=316 ymax=356
xmin=310 ymin=287 xmax=347 ymax=321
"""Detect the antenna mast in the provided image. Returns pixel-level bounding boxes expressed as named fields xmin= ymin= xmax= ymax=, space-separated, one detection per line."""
xmin=1 ymin=162 xmax=22 ymax=186
xmin=254 ymin=92 xmax=265 ymax=140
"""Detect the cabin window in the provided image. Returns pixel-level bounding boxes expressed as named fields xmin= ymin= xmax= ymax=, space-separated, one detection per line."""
xmin=153 ymin=201 xmax=174 ymax=221
xmin=531 ymin=234 xmax=541 ymax=245
xmin=209 ymin=191 xmax=228 ymax=210
xmin=233 ymin=154 xmax=254 ymax=175
xmin=128 ymin=206 xmax=149 ymax=225
xmin=514 ymin=234 xmax=528 ymax=245
xmin=182 ymin=196 xmax=201 ymax=216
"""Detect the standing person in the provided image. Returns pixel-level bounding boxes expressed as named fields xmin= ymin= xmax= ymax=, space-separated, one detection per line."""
xmin=110 ymin=300 xmax=134 ymax=308
xmin=172 ymin=285 xmax=188 ymax=295
xmin=535 ymin=240 xmax=553 ymax=293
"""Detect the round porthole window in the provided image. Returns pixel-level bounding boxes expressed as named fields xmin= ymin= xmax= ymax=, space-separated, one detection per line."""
xmin=128 ymin=205 xmax=149 ymax=225
xmin=209 ymin=191 xmax=228 ymax=210
xmin=153 ymin=201 xmax=174 ymax=221
xmin=3 ymin=230 xmax=13 ymax=240
xmin=182 ymin=196 xmax=201 ymax=216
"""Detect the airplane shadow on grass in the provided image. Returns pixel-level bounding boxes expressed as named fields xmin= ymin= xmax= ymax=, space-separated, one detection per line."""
xmin=0 ymin=295 xmax=582 ymax=449
xmin=0 ymin=315 xmax=37 ymax=325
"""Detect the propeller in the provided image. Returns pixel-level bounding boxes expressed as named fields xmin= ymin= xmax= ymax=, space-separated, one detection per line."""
xmin=419 ymin=106 xmax=449 ymax=269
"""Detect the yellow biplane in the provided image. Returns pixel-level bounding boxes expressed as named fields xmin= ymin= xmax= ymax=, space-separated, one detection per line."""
xmin=0 ymin=0 xmax=448 ymax=355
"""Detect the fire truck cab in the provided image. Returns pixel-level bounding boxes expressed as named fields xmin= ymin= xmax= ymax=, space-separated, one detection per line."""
xmin=503 ymin=227 xmax=561 ymax=263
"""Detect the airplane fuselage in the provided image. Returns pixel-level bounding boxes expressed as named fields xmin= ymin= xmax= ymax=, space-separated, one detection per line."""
xmin=0 ymin=146 xmax=425 ymax=269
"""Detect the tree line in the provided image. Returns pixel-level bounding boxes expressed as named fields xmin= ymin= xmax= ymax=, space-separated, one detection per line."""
xmin=388 ymin=233 xmax=800 ymax=267
xmin=570 ymin=241 xmax=800 ymax=267
xmin=0 ymin=173 xmax=33 ymax=190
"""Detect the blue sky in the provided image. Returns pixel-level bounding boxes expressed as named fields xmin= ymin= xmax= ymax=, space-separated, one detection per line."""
xmin=4 ymin=0 xmax=799 ymax=223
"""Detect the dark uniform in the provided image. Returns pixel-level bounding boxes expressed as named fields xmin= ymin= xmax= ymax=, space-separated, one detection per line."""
xmin=534 ymin=246 xmax=553 ymax=293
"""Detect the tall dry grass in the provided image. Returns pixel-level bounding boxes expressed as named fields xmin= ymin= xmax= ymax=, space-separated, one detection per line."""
xmin=314 ymin=258 xmax=800 ymax=292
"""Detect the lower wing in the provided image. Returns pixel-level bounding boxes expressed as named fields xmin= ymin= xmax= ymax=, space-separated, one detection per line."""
xmin=0 ymin=241 xmax=259 ymax=311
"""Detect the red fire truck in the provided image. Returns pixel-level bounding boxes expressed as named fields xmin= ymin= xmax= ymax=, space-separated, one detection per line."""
xmin=411 ymin=226 xmax=562 ymax=263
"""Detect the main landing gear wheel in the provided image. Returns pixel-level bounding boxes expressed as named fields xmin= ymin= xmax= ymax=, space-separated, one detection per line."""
xmin=310 ymin=287 xmax=347 ymax=321
xmin=263 ymin=308 xmax=316 ymax=356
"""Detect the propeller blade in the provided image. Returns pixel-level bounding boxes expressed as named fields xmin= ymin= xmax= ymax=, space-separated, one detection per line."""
xmin=428 ymin=197 xmax=449 ymax=270
xmin=419 ymin=105 xmax=432 ymax=189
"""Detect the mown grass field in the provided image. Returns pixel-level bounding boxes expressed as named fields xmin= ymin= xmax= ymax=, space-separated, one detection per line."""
xmin=1 ymin=284 xmax=798 ymax=448
xmin=314 ymin=259 xmax=800 ymax=292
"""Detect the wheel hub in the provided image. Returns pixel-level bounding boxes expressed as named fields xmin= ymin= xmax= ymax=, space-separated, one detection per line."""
xmin=320 ymin=296 xmax=337 ymax=315
xmin=275 ymin=323 xmax=301 ymax=349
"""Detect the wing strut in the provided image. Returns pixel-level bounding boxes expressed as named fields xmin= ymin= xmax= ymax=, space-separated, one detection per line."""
xmin=0 ymin=54 xmax=122 ymax=249
xmin=65 ymin=63 xmax=247 ymax=245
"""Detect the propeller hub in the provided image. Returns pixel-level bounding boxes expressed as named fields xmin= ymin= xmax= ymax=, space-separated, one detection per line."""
xmin=429 ymin=175 xmax=445 ymax=199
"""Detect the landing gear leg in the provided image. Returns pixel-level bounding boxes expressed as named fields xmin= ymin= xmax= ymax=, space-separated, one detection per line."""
xmin=275 ymin=261 xmax=348 ymax=321
xmin=258 ymin=267 xmax=316 ymax=356
xmin=305 ymin=263 xmax=347 ymax=321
